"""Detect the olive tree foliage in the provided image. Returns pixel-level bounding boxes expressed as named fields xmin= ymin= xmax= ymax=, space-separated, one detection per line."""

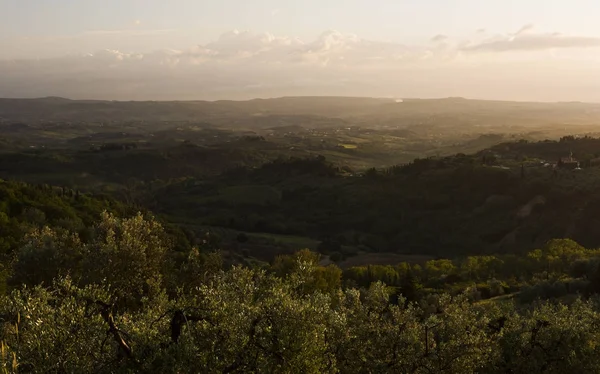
xmin=10 ymin=227 xmax=84 ymax=288
xmin=10 ymin=212 xmax=170 ymax=308
xmin=272 ymin=249 xmax=342 ymax=295
xmin=0 ymin=279 xmax=116 ymax=373
xmin=484 ymin=299 xmax=600 ymax=374
xmin=4 ymin=266 xmax=600 ymax=373
xmin=0 ymin=266 xmax=335 ymax=373
xmin=4 ymin=214 xmax=600 ymax=372
xmin=158 ymin=266 xmax=335 ymax=373
xmin=83 ymin=211 xmax=168 ymax=307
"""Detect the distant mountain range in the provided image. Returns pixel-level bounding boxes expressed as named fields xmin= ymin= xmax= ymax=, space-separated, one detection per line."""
xmin=2 ymin=97 xmax=600 ymax=127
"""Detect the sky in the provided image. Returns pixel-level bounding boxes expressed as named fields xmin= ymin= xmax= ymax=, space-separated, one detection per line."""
xmin=2 ymin=0 xmax=600 ymax=101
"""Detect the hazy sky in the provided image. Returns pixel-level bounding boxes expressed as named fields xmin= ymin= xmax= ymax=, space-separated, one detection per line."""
xmin=2 ymin=0 xmax=600 ymax=101
xmin=3 ymin=0 xmax=600 ymax=56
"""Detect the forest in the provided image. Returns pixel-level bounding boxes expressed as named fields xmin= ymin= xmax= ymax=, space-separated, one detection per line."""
xmin=2 ymin=97 xmax=600 ymax=372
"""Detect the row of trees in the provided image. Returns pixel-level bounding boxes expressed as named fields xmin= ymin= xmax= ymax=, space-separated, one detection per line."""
xmin=344 ymin=239 xmax=598 ymax=289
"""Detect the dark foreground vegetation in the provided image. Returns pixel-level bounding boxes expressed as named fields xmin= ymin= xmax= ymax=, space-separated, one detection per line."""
xmin=3 ymin=97 xmax=600 ymax=372
xmin=3 ymin=212 xmax=600 ymax=373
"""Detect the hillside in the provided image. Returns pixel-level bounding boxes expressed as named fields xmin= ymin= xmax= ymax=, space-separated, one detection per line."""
xmin=146 ymin=146 xmax=600 ymax=260
xmin=3 ymin=99 xmax=600 ymax=372
xmin=3 ymin=108 xmax=600 ymax=262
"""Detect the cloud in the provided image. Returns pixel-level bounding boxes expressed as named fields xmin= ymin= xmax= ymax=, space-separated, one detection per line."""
xmin=0 ymin=30 xmax=452 ymax=99
xmin=431 ymin=34 xmax=448 ymax=43
xmin=462 ymin=26 xmax=600 ymax=52
xmin=2 ymin=29 xmax=600 ymax=101
xmin=515 ymin=24 xmax=534 ymax=36
xmin=83 ymin=28 xmax=177 ymax=36
xmin=149 ymin=29 xmax=439 ymax=68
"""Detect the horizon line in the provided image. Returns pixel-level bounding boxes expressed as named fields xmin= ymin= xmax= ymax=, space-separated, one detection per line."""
xmin=0 ymin=95 xmax=596 ymax=105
